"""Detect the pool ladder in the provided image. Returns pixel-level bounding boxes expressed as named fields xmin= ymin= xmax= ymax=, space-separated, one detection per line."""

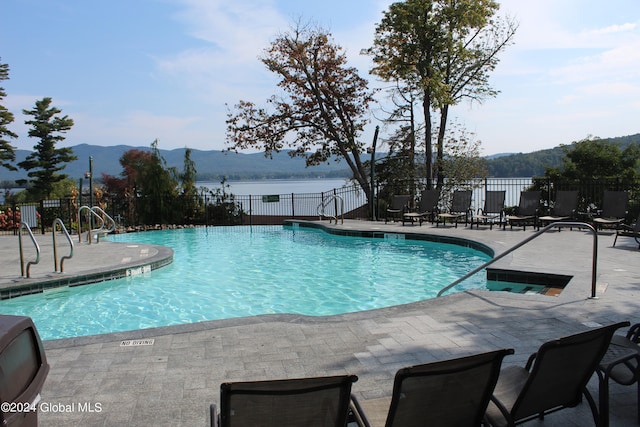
xmin=78 ymin=205 xmax=116 ymax=244
xmin=317 ymin=195 xmax=344 ymax=224
xmin=437 ymin=222 xmax=599 ymax=299
xmin=18 ymin=218 xmax=74 ymax=278
xmin=18 ymin=222 xmax=40 ymax=278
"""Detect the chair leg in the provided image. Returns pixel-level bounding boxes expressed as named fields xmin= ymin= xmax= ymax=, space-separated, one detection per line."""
xmin=210 ymin=403 xmax=218 ymax=427
xmin=598 ymin=371 xmax=610 ymax=427
xmin=581 ymin=388 xmax=603 ymax=427
xmin=636 ymin=379 xmax=640 ymax=424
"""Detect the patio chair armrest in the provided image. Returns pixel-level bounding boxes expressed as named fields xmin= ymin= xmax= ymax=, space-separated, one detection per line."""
xmin=627 ymin=323 xmax=640 ymax=342
xmin=524 ymin=352 xmax=538 ymax=371
xmin=600 ymin=349 xmax=640 ymax=375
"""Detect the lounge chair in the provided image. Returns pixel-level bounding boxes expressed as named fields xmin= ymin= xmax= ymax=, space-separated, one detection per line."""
xmin=593 ymin=191 xmax=628 ymax=230
xmin=367 ymin=349 xmax=513 ymax=427
xmin=613 ymin=211 xmax=640 ymax=249
xmin=505 ymin=191 xmax=540 ymax=231
xmin=485 ymin=321 xmax=630 ymax=427
xmin=437 ymin=190 xmax=472 ymax=228
xmin=403 ymin=189 xmax=440 ymax=226
xmin=210 ymin=374 xmax=365 ymax=427
xmin=472 ymin=191 xmax=505 ymax=230
xmin=385 ymin=195 xmax=411 ymax=224
xmin=597 ymin=322 xmax=640 ymax=426
xmin=537 ymin=190 xmax=579 ymax=230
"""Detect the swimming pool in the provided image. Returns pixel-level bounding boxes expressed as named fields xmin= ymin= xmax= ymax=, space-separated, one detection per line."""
xmin=0 ymin=225 xmax=492 ymax=340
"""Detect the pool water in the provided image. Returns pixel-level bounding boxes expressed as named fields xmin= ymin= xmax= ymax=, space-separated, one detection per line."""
xmin=0 ymin=226 xmax=491 ymax=340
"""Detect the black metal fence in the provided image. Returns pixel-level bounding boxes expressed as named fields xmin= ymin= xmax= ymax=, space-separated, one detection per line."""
xmin=1 ymin=177 xmax=638 ymax=235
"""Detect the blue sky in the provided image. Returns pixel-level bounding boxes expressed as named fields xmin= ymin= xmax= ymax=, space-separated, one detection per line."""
xmin=1 ymin=0 xmax=639 ymax=156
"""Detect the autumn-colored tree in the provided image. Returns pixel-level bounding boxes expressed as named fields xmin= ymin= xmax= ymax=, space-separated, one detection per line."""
xmin=102 ymin=148 xmax=155 ymax=225
xmin=18 ymin=97 xmax=76 ymax=199
xmin=0 ymin=60 xmax=17 ymax=171
xmin=226 ymin=23 xmax=377 ymax=204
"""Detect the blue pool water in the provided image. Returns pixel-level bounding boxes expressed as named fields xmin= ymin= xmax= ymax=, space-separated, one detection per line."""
xmin=0 ymin=226 xmax=491 ymax=340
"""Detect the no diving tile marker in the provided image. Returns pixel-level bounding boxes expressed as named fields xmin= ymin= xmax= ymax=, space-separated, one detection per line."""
xmin=120 ymin=339 xmax=155 ymax=347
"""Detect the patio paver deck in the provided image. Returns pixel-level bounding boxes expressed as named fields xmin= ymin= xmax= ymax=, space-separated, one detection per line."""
xmin=0 ymin=219 xmax=639 ymax=426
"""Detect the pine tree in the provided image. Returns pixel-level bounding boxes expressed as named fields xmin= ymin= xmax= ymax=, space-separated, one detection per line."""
xmin=0 ymin=61 xmax=17 ymax=171
xmin=18 ymin=97 xmax=76 ymax=199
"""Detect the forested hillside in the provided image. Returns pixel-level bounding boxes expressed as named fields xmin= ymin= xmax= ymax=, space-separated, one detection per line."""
xmin=1 ymin=134 xmax=638 ymax=184
xmin=485 ymin=134 xmax=640 ymax=177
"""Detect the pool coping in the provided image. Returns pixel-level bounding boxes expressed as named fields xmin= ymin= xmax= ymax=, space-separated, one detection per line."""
xmin=0 ymin=243 xmax=174 ymax=300
xmin=283 ymin=219 xmax=495 ymax=257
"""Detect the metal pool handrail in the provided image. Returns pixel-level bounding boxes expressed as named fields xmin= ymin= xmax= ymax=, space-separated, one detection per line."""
xmin=317 ymin=195 xmax=344 ymax=224
xmin=78 ymin=205 xmax=105 ymax=243
xmin=436 ymin=222 xmax=599 ymax=299
xmin=18 ymin=221 xmax=41 ymax=278
xmin=91 ymin=206 xmax=116 ymax=234
xmin=53 ymin=218 xmax=74 ymax=273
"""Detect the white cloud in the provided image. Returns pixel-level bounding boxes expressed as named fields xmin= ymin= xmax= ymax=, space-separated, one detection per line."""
xmin=587 ymin=22 xmax=637 ymax=36
xmin=154 ymin=0 xmax=290 ymax=105
xmin=175 ymin=0 xmax=286 ymax=52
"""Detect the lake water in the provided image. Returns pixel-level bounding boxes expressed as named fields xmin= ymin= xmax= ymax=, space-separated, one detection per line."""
xmin=197 ymin=178 xmax=352 ymax=195
xmin=1 ymin=178 xmax=533 ymax=210
xmin=0 ymin=179 xmax=350 ymax=204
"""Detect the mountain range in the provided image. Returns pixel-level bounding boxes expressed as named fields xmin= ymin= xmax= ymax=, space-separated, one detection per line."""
xmin=1 ymin=133 xmax=638 ymax=184
xmin=0 ymin=145 xmax=351 ymax=184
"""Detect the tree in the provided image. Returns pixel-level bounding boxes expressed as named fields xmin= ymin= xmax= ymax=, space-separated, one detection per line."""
xmin=366 ymin=0 xmax=516 ymax=188
xmin=225 ymin=23 xmax=377 ymax=204
xmin=439 ymin=121 xmax=487 ymax=190
xmin=103 ymin=144 xmax=181 ymax=225
xmin=179 ymin=147 xmax=201 ymax=222
xmin=0 ymin=60 xmax=17 ymax=171
xmin=18 ymin=97 xmax=76 ymax=199
xmin=102 ymin=148 xmax=154 ymax=224
xmin=545 ymin=136 xmax=640 ymax=183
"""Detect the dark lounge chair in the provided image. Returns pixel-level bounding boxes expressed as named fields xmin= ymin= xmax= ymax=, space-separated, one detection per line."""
xmin=437 ymin=190 xmax=472 ymax=228
xmin=485 ymin=321 xmax=630 ymax=427
xmin=472 ymin=190 xmax=505 ymax=230
xmin=385 ymin=195 xmax=411 ymax=224
xmin=537 ymin=190 xmax=579 ymax=229
xmin=505 ymin=191 xmax=540 ymax=231
xmin=403 ymin=189 xmax=440 ymax=226
xmin=210 ymin=375 xmax=365 ymax=427
xmin=598 ymin=322 xmax=640 ymax=426
xmin=370 ymin=349 xmax=514 ymax=427
xmin=613 ymin=211 xmax=640 ymax=249
xmin=593 ymin=191 xmax=628 ymax=230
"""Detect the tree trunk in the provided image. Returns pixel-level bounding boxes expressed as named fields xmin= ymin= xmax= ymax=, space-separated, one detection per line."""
xmin=436 ymin=104 xmax=449 ymax=189
xmin=423 ymin=94 xmax=433 ymax=189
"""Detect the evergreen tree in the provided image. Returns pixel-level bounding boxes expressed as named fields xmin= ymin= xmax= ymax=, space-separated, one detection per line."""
xmin=0 ymin=61 xmax=17 ymax=171
xmin=137 ymin=139 xmax=178 ymax=224
xmin=179 ymin=147 xmax=200 ymax=222
xmin=18 ymin=97 xmax=76 ymax=199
